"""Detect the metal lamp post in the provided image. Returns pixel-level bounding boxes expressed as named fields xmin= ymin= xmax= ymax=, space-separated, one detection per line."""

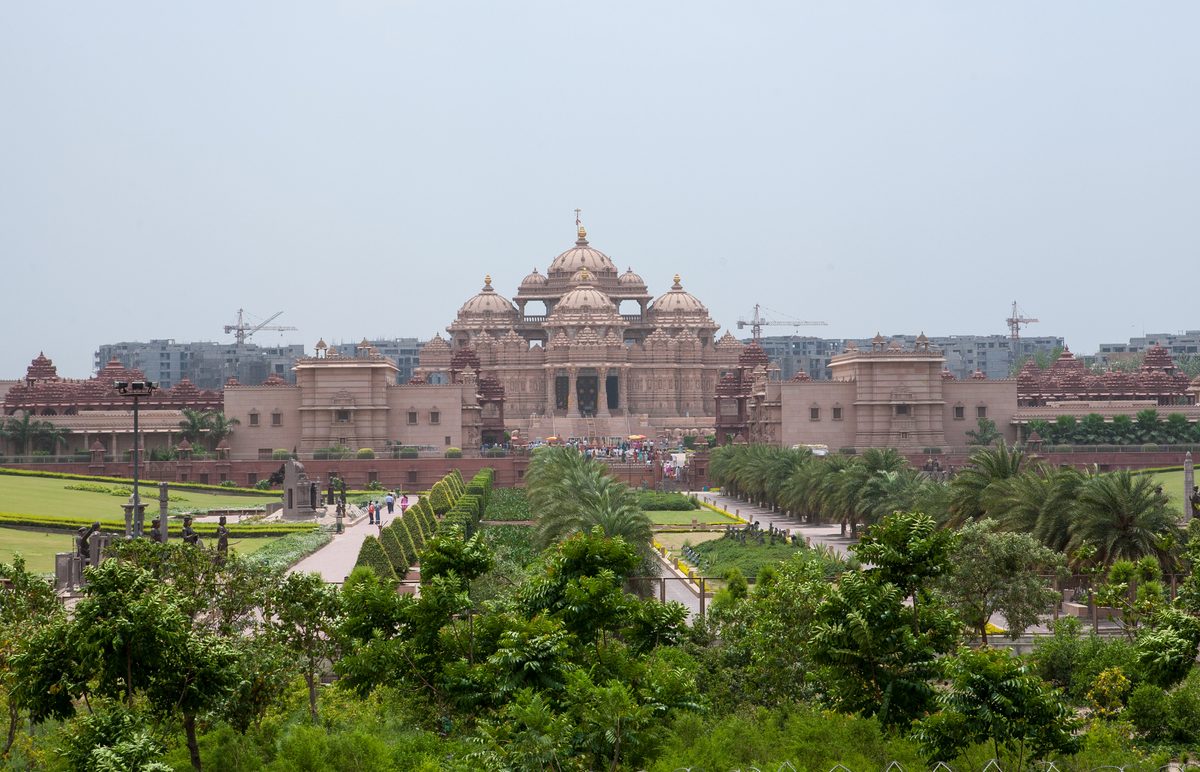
xmin=114 ymin=379 xmax=157 ymax=537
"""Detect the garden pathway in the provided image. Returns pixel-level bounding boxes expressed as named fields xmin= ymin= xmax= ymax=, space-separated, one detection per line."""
xmin=288 ymin=498 xmax=419 ymax=583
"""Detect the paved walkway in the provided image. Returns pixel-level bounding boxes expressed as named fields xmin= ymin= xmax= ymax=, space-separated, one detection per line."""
xmin=289 ymin=498 xmax=418 ymax=583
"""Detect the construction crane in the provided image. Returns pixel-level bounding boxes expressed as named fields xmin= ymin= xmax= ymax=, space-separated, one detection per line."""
xmin=1006 ymin=301 xmax=1039 ymax=351
xmin=736 ymin=304 xmax=828 ymax=343
xmin=224 ymin=309 xmax=298 ymax=345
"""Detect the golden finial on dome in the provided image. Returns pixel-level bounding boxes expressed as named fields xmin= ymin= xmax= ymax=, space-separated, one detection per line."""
xmin=578 ymin=225 xmax=587 ymax=239
xmin=672 ymin=274 xmax=682 ymax=289
xmin=484 ymin=274 xmax=492 ymax=287
xmin=579 ymin=267 xmax=591 ymax=282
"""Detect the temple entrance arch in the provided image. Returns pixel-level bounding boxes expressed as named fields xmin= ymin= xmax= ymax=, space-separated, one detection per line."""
xmin=576 ymin=370 xmax=599 ymax=416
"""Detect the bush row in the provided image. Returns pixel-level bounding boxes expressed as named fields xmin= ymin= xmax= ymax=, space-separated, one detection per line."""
xmin=0 ymin=467 xmax=268 ymax=496
xmin=0 ymin=511 xmax=314 ymax=537
xmin=636 ymin=491 xmax=700 ymax=511
xmin=243 ymin=529 xmax=333 ymax=572
xmin=353 ymin=494 xmax=439 ymax=581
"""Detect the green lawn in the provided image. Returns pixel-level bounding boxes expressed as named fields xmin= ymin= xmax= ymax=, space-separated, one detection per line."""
xmin=645 ymin=509 xmax=738 ymax=525
xmin=0 ymin=474 xmax=280 ymax=522
xmin=0 ymin=525 xmax=281 ymax=574
xmin=1149 ymin=470 xmax=1189 ymax=515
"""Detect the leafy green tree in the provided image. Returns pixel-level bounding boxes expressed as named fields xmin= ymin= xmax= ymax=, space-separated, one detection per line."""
xmin=913 ymin=648 xmax=1081 ymax=768
xmin=852 ymin=511 xmax=955 ymax=634
xmin=935 ymin=519 xmax=1063 ymax=645
xmin=264 ymin=572 xmax=344 ymax=723
xmin=0 ymin=555 xmax=61 ymax=758
xmin=809 ymin=571 xmax=955 ymax=729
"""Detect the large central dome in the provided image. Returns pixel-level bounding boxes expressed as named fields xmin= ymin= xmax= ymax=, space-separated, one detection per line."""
xmin=547 ymin=226 xmax=618 ymax=280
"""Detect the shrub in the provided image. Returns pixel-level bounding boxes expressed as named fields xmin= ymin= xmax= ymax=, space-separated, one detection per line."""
xmin=397 ymin=515 xmax=422 ymax=557
xmin=380 ymin=526 xmax=411 ymax=573
xmin=354 ymin=536 xmax=396 ymax=581
xmin=1127 ymin=683 xmax=1169 ymax=739
xmin=444 ymin=447 xmax=462 ymax=458
xmin=398 ymin=447 xmax=419 ymax=459
xmin=484 ymin=488 xmax=530 ymax=521
xmin=356 ymin=448 xmax=376 ymax=459
xmin=483 ymin=447 xmax=507 ymax=457
xmin=365 ymin=480 xmax=385 ymax=491
xmin=254 ymin=479 xmax=274 ymax=490
xmin=272 ymin=449 xmax=292 ymax=460
xmin=219 ymin=480 xmax=238 ymax=488
xmin=637 ymin=491 xmax=699 ymax=511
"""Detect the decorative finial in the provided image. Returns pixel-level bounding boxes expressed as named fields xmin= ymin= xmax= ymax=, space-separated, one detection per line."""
xmin=579 ymin=267 xmax=591 ymax=282
xmin=672 ymin=274 xmax=682 ymax=289
xmin=484 ymin=274 xmax=492 ymax=287
xmin=575 ymin=208 xmax=582 ymax=227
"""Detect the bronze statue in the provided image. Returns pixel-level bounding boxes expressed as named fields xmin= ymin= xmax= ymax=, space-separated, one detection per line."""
xmin=1191 ymin=486 xmax=1200 ymax=518
xmin=181 ymin=516 xmax=200 ymax=546
xmin=149 ymin=518 xmax=163 ymax=543
xmin=216 ymin=515 xmax=230 ymax=562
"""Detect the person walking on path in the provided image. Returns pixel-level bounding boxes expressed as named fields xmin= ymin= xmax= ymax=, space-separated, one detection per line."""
xmin=400 ymin=494 xmax=409 ymax=513
xmin=367 ymin=501 xmax=376 ymax=525
xmin=385 ymin=492 xmax=395 ymax=515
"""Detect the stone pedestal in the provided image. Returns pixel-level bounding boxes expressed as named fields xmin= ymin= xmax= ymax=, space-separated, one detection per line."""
xmin=282 ymin=459 xmax=319 ymax=520
xmin=121 ymin=503 xmax=149 ymax=538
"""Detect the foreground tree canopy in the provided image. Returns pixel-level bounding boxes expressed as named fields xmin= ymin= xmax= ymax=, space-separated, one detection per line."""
xmin=0 ymin=450 xmax=1196 ymax=768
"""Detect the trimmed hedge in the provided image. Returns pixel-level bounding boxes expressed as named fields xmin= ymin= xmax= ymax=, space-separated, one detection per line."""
xmin=380 ymin=526 xmax=411 ymax=574
xmin=401 ymin=511 xmax=424 ymax=550
xmin=428 ymin=480 xmax=455 ymax=515
xmin=483 ymin=487 xmax=530 ymax=521
xmin=0 ymin=467 xmax=270 ymax=496
xmin=354 ymin=536 xmax=396 ymax=581
xmin=0 ymin=511 xmax=315 ymax=536
xmin=396 ymin=516 xmax=421 ymax=558
xmin=245 ymin=530 xmax=332 ymax=572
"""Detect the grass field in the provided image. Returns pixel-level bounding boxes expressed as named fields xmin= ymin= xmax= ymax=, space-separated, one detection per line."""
xmin=0 ymin=525 xmax=280 ymax=574
xmin=0 ymin=474 xmax=280 ymax=522
xmin=1149 ymin=470 xmax=1189 ymax=515
xmin=646 ymin=509 xmax=738 ymax=525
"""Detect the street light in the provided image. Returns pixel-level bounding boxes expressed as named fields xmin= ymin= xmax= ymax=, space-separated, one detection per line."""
xmin=114 ymin=380 xmax=157 ymax=538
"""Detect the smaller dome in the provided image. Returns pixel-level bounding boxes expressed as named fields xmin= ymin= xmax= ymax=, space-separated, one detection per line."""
xmin=619 ymin=266 xmax=646 ymax=287
xmin=521 ymin=267 xmax=548 ymax=287
xmin=457 ymin=275 xmax=518 ymax=318
xmin=649 ymin=274 xmax=709 ymax=316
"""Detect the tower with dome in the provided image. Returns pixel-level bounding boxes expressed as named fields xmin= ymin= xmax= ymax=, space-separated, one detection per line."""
xmin=417 ymin=222 xmax=745 ymax=442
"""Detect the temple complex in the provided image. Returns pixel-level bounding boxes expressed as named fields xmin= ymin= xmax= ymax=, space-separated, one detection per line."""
xmin=416 ymin=223 xmax=745 ymax=442
xmin=740 ymin=340 xmax=1200 ymax=451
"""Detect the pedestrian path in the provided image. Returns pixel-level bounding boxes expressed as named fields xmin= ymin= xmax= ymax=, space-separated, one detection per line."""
xmin=288 ymin=498 xmax=419 ymax=583
xmin=697 ymin=492 xmax=856 ymax=555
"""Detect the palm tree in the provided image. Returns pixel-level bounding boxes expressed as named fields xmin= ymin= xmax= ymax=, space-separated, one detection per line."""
xmin=528 ymin=448 xmax=653 ymax=562
xmin=36 ymin=422 xmax=69 ymax=455
xmin=945 ymin=442 xmax=1027 ymax=527
xmin=206 ymin=413 xmax=240 ymax=449
xmin=1068 ymin=470 xmax=1182 ymax=567
xmin=2 ymin=412 xmax=43 ymax=457
xmin=177 ymin=409 xmax=240 ymax=451
xmin=178 ymin=409 xmax=211 ymax=444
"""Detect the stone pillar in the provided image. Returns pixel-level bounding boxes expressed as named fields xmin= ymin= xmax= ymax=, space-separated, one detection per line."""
xmin=158 ymin=483 xmax=170 ymax=542
xmin=1186 ymin=451 xmax=1195 ymax=521
xmin=567 ymin=368 xmax=578 ymax=416
xmin=545 ymin=369 xmax=556 ymax=415
xmin=598 ymin=369 xmax=611 ymax=418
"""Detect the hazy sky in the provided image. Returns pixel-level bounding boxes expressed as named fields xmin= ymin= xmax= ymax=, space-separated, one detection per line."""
xmin=3 ymin=3 xmax=1198 ymax=379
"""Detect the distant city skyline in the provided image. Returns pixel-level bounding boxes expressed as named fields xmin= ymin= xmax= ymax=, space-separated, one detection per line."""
xmin=3 ymin=3 xmax=1197 ymax=379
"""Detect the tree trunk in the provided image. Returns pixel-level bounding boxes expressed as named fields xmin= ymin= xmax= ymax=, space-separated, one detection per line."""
xmin=3 ymin=700 xmax=18 ymax=758
xmin=306 ymin=672 xmax=318 ymax=724
xmin=183 ymin=712 xmax=202 ymax=771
